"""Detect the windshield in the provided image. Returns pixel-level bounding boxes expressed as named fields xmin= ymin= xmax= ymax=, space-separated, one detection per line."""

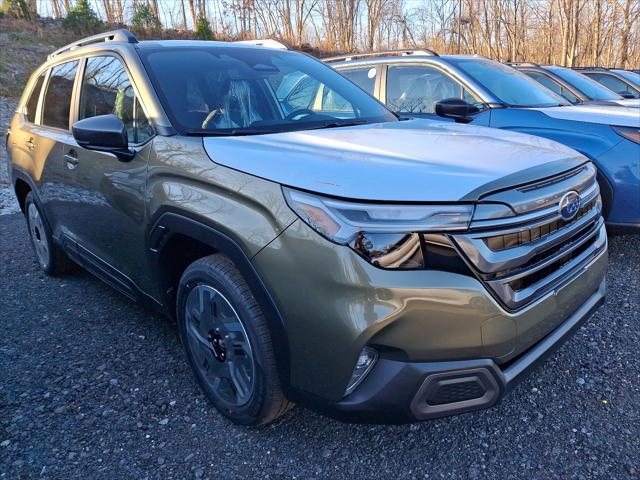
xmin=546 ymin=67 xmax=622 ymax=101
xmin=139 ymin=46 xmax=397 ymax=135
xmin=612 ymin=69 xmax=640 ymax=87
xmin=449 ymin=58 xmax=569 ymax=107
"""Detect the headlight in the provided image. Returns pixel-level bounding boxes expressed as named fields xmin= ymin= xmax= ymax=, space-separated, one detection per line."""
xmin=612 ymin=126 xmax=640 ymax=144
xmin=283 ymin=187 xmax=473 ymax=270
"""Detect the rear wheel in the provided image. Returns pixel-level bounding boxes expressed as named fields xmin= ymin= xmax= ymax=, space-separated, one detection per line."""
xmin=24 ymin=192 xmax=72 ymax=275
xmin=177 ymin=254 xmax=291 ymax=426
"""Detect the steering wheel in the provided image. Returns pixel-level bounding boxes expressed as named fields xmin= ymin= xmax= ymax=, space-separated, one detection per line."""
xmin=285 ymin=109 xmax=316 ymax=121
xmin=201 ymin=108 xmax=224 ymax=129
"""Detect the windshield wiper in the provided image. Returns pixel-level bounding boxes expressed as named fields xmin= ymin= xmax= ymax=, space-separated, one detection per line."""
xmin=185 ymin=128 xmax=275 ymax=137
xmin=309 ymin=119 xmax=370 ymax=130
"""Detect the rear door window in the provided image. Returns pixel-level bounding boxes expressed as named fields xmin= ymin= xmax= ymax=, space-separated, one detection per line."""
xmin=340 ymin=67 xmax=377 ymax=95
xmin=79 ymin=56 xmax=154 ymax=144
xmin=25 ymin=73 xmax=46 ymax=123
xmin=42 ymin=60 xmax=79 ymax=130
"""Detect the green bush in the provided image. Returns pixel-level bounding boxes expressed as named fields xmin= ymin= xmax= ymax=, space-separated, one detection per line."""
xmin=62 ymin=0 xmax=102 ymax=33
xmin=4 ymin=0 xmax=33 ymax=20
xmin=194 ymin=15 xmax=213 ymax=40
xmin=131 ymin=3 xmax=161 ymax=32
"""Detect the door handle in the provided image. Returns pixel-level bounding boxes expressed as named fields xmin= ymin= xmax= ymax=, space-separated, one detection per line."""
xmin=25 ymin=138 xmax=35 ymax=150
xmin=65 ymin=150 xmax=79 ymax=170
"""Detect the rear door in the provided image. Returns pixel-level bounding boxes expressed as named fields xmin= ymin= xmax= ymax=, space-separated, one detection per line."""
xmin=33 ymin=60 xmax=81 ymax=234
xmin=8 ymin=70 xmax=47 ymax=190
xmin=59 ymin=54 xmax=155 ymax=296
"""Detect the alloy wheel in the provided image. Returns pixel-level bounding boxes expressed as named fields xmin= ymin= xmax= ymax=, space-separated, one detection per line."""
xmin=184 ymin=284 xmax=255 ymax=407
xmin=27 ymin=203 xmax=50 ymax=269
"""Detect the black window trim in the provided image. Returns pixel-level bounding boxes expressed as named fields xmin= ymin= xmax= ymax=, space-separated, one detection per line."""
xmin=76 ymin=52 xmax=156 ymax=147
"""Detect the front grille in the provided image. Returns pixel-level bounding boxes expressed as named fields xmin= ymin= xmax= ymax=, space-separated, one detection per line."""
xmin=451 ymin=163 xmax=607 ymax=311
xmin=484 ymin=197 xmax=597 ymax=252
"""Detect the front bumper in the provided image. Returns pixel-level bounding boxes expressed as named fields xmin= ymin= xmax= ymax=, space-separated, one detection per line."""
xmin=253 ymin=218 xmax=607 ymax=402
xmin=327 ymin=278 xmax=605 ymax=423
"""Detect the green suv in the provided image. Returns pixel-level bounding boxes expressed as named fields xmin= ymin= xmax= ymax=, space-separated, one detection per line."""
xmin=7 ymin=30 xmax=607 ymax=425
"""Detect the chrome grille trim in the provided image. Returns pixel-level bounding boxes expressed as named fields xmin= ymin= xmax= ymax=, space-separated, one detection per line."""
xmin=450 ymin=163 xmax=606 ymax=311
xmin=485 ymin=222 xmax=606 ymax=310
xmin=455 ymin=200 xmax=601 ymax=274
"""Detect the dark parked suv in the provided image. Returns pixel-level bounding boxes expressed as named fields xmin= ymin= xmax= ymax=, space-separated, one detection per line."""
xmin=7 ymin=31 xmax=607 ymax=425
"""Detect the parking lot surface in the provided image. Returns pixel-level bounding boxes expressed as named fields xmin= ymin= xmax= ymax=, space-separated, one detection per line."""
xmin=1 ymin=211 xmax=639 ymax=479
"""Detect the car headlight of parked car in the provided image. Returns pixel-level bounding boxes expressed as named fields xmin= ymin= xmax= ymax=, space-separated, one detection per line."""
xmin=283 ymin=187 xmax=474 ymax=270
xmin=612 ymin=126 xmax=640 ymax=144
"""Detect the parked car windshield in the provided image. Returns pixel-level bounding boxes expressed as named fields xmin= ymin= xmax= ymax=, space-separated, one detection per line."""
xmin=546 ymin=67 xmax=622 ymax=101
xmin=612 ymin=69 xmax=640 ymax=87
xmin=449 ymin=58 xmax=569 ymax=107
xmin=139 ymin=46 xmax=397 ymax=135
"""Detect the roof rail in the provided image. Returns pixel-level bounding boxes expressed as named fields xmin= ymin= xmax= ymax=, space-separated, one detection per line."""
xmin=233 ymin=39 xmax=288 ymax=50
xmin=323 ymin=49 xmax=438 ymax=63
xmin=506 ymin=61 xmax=540 ymax=68
xmin=571 ymin=66 xmax=608 ymax=71
xmin=48 ymin=29 xmax=139 ymax=60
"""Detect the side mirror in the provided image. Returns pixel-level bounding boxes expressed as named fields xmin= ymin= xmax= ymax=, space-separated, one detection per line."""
xmin=72 ymin=114 xmax=134 ymax=161
xmin=434 ymin=98 xmax=478 ymax=123
xmin=618 ymin=91 xmax=635 ymax=99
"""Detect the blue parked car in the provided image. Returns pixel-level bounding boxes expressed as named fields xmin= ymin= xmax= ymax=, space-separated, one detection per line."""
xmin=509 ymin=63 xmax=640 ymax=108
xmin=328 ymin=52 xmax=640 ymax=231
xmin=574 ymin=67 xmax=640 ymax=99
xmin=610 ymin=69 xmax=640 ymax=88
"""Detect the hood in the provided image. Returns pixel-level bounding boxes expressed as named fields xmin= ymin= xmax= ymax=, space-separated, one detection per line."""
xmin=202 ymin=119 xmax=587 ymax=202
xmin=614 ymin=98 xmax=640 ymax=108
xmin=534 ymin=104 xmax=640 ymax=127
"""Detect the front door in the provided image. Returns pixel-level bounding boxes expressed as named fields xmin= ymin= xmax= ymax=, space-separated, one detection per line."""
xmin=59 ymin=54 xmax=155 ymax=296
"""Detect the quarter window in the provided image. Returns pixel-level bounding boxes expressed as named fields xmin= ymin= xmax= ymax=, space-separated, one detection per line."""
xmin=386 ymin=65 xmax=477 ymax=114
xmin=25 ymin=73 xmax=46 ymax=123
xmin=79 ymin=56 xmax=153 ymax=144
xmin=42 ymin=61 xmax=79 ymax=130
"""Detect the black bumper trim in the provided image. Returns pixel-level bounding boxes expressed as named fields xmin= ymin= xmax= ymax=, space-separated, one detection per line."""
xmin=324 ymin=279 xmax=605 ymax=424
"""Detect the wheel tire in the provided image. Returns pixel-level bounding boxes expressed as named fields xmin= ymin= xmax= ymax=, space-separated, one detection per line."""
xmin=24 ymin=192 xmax=73 ymax=276
xmin=177 ymin=253 xmax=291 ymax=426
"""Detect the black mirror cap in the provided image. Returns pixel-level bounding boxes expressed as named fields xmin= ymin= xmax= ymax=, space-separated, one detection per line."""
xmin=72 ymin=114 xmax=134 ymax=160
xmin=618 ymin=91 xmax=635 ymax=99
xmin=434 ymin=98 xmax=477 ymax=123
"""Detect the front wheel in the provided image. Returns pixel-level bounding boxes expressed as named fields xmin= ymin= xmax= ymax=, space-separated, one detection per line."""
xmin=177 ymin=254 xmax=291 ymax=426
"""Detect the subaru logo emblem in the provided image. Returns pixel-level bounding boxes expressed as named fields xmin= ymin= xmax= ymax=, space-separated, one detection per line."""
xmin=559 ymin=191 xmax=581 ymax=221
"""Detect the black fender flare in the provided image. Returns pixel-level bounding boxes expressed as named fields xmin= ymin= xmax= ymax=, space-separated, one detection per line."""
xmin=147 ymin=209 xmax=292 ymax=393
xmin=11 ymin=169 xmax=39 ymax=211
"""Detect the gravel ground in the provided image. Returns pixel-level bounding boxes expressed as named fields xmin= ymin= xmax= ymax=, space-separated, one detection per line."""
xmin=1 ymin=213 xmax=639 ymax=479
